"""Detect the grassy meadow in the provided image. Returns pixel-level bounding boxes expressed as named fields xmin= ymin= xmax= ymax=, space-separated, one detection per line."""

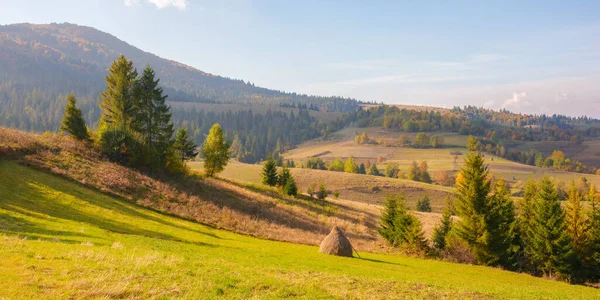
xmin=1 ymin=160 xmax=599 ymax=299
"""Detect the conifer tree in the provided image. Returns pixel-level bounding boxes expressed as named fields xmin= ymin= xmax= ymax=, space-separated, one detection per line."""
xmin=379 ymin=194 xmax=399 ymax=244
xmin=432 ymin=196 xmax=453 ymax=250
xmin=202 ymin=124 xmax=230 ymax=177
xmin=529 ymin=176 xmax=572 ymax=278
xmin=367 ymin=164 xmax=381 ymax=176
xmin=344 ymin=156 xmax=358 ymax=173
xmin=565 ymin=180 xmax=589 ymax=254
xmin=60 ymin=94 xmax=89 ymax=141
xmin=277 ymin=165 xmax=291 ymax=187
xmin=99 ymin=54 xmax=138 ymax=128
xmin=416 ymin=195 xmax=432 ymax=212
xmin=454 ymin=152 xmax=491 ymax=261
xmin=587 ymin=184 xmax=600 ymax=280
xmin=261 ymin=155 xmax=278 ymax=186
xmin=520 ymin=179 xmax=538 ymax=269
xmin=486 ymin=178 xmax=519 ymax=269
xmin=133 ymin=64 xmax=173 ymax=167
xmin=358 ymin=163 xmax=366 ymax=174
xmin=283 ymin=176 xmax=298 ymax=196
xmin=379 ymin=194 xmax=427 ymax=250
xmin=316 ymin=183 xmax=328 ymax=200
xmin=173 ymin=126 xmax=198 ymax=163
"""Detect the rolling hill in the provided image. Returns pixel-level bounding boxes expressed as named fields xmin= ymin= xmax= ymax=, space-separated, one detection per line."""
xmin=1 ymin=131 xmax=599 ymax=298
xmin=0 ymin=22 xmax=359 ymax=131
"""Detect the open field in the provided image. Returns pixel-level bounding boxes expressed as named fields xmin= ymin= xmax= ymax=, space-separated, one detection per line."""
xmin=283 ymin=127 xmax=600 ymax=189
xmin=169 ymin=101 xmax=346 ymax=121
xmin=1 ymin=161 xmax=599 ymax=299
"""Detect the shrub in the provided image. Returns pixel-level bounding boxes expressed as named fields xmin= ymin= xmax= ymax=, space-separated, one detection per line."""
xmin=316 ymin=183 xmax=328 ymax=200
xmin=416 ymin=195 xmax=432 ymax=212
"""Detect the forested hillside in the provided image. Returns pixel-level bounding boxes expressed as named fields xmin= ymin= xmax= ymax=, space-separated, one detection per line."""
xmin=0 ymin=23 xmax=359 ymax=132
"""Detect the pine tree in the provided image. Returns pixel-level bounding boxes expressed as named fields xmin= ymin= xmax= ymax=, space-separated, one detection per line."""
xmin=202 ymin=124 xmax=230 ymax=177
xmin=454 ymin=152 xmax=491 ymax=261
xmin=99 ymin=54 xmax=138 ymax=129
xmin=520 ymin=179 xmax=538 ymax=269
xmin=277 ymin=165 xmax=291 ymax=187
xmin=344 ymin=156 xmax=358 ymax=173
xmin=60 ymin=94 xmax=89 ymax=141
xmin=486 ymin=178 xmax=519 ymax=269
xmin=283 ymin=176 xmax=298 ymax=196
xmin=358 ymin=163 xmax=366 ymax=174
xmin=368 ymin=164 xmax=381 ymax=176
xmin=261 ymin=155 xmax=278 ymax=186
xmin=432 ymin=196 xmax=453 ymax=250
xmin=529 ymin=176 xmax=572 ymax=278
xmin=587 ymin=184 xmax=600 ymax=280
xmin=379 ymin=194 xmax=399 ymax=244
xmin=173 ymin=127 xmax=198 ymax=163
xmin=416 ymin=195 xmax=432 ymax=212
xmin=566 ymin=180 xmax=589 ymax=253
xmin=133 ymin=64 xmax=173 ymax=167
xmin=316 ymin=183 xmax=328 ymax=200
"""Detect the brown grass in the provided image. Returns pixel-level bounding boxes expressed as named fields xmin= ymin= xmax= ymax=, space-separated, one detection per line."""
xmin=0 ymin=127 xmax=395 ymax=252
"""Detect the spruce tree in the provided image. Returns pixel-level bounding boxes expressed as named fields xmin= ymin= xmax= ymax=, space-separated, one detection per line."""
xmin=99 ymin=54 xmax=138 ymax=128
xmin=173 ymin=127 xmax=198 ymax=163
xmin=358 ymin=163 xmax=366 ymax=174
xmin=587 ymin=184 xmax=600 ymax=280
xmin=133 ymin=64 xmax=174 ymax=167
xmin=566 ymin=180 xmax=589 ymax=253
xmin=368 ymin=164 xmax=381 ymax=176
xmin=486 ymin=178 xmax=519 ymax=269
xmin=529 ymin=176 xmax=572 ymax=278
xmin=316 ymin=183 xmax=328 ymax=200
xmin=202 ymin=124 xmax=230 ymax=177
xmin=261 ymin=156 xmax=278 ymax=186
xmin=432 ymin=196 xmax=453 ymax=250
xmin=416 ymin=195 xmax=432 ymax=212
xmin=378 ymin=194 xmax=427 ymax=251
xmin=277 ymin=165 xmax=291 ymax=187
xmin=520 ymin=179 xmax=538 ymax=270
xmin=454 ymin=152 xmax=491 ymax=262
xmin=60 ymin=94 xmax=89 ymax=141
xmin=379 ymin=194 xmax=399 ymax=244
xmin=283 ymin=176 xmax=298 ymax=196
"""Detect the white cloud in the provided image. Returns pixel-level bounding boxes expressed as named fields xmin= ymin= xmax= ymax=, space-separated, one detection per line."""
xmin=124 ymin=0 xmax=189 ymax=10
xmin=501 ymin=92 xmax=532 ymax=111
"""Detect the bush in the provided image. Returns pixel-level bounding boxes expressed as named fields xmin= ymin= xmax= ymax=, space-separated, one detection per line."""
xmin=333 ymin=191 xmax=340 ymax=198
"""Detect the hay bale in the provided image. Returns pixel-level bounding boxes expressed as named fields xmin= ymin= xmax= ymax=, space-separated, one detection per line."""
xmin=319 ymin=226 xmax=353 ymax=257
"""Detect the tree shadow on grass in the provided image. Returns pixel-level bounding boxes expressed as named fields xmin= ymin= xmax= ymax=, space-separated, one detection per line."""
xmin=0 ymin=173 xmax=220 ymax=249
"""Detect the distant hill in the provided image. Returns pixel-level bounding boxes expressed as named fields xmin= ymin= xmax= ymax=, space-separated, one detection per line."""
xmin=0 ymin=22 xmax=359 ymax=131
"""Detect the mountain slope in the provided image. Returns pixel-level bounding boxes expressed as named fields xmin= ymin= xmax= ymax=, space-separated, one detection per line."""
xmin=0 ymin=22 xmax=358 ymax=131
xmin=2 ymin=160 xmax=599 ymax=299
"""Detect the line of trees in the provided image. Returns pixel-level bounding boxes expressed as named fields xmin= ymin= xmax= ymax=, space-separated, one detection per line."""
xmin=380 ymin=150 xmax=600 ymax=283
xmin=60 ymin=54 xmax=229 ymax=176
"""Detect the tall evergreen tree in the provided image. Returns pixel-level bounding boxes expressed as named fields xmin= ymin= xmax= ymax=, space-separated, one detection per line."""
xmin=202 ymin=123 xmax=230 ymax=177
xmin=99 ymin=54 xmax=138 ymax=128
xmin=60 ymin=94 xmax=89 ymax=141
xmin=486 ymin=178 xmax=519 ymax=269
xmin=565 ymin=180 xmax=589 ymax=254
xmin=173 ymin=127 xmax=198 ymax=163
xmin=261 ymin=155 xmax=278 ymax=186
xmin=283 ymin=175 xmax=298 ymax=196
xmin=358 ymin=163 xmax=366 ymax=174
xmin=378 ymin=194 xmax=427 ymax=251
xmin=277 ymin=165 xmax=291 ymax=187
xmin=587 ymin=184 xmax=600 ymax=280
xmin=453 ymin=152 xmax=491 ymax=263
xmin=520 ymin=179 xmax=538 ymax=270
xmin=133 ymin=65 xmax=174 ymax=167
xmin=529 ymin=176 xmax=572 ymax=278
xmin=367 ymin=164 xmax=381 ymax=176
xmin=432 ymin=196 xmax=453 ymax=250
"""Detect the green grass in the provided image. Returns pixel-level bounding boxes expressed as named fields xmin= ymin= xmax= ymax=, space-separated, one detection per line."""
xmin=1 ymin=160 xmax=599 ymax=299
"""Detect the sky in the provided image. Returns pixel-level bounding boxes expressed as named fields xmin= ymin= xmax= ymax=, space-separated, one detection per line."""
xmin=1 ymin=0 xmax=600 ymax=117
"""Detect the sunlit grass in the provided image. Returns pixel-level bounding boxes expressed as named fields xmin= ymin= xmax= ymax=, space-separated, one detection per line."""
xmin=1 ymin=160 xmax=598 ymax=298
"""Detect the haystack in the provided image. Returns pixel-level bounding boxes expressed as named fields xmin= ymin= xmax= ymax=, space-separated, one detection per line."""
xmin=319 ymin=226 xmax=353 ymax=257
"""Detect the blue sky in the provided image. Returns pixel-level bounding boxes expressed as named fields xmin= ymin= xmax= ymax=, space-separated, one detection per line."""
xmin=2 ymin=0 xmax=600 ymax=117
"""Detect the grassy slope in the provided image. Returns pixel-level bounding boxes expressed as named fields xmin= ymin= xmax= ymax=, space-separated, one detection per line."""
xmin=1 ymin=160 xmax=598 ymax=299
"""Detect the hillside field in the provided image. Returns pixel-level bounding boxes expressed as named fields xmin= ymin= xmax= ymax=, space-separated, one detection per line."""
xmin=1 ymin=160 xmax=599 ymax=299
